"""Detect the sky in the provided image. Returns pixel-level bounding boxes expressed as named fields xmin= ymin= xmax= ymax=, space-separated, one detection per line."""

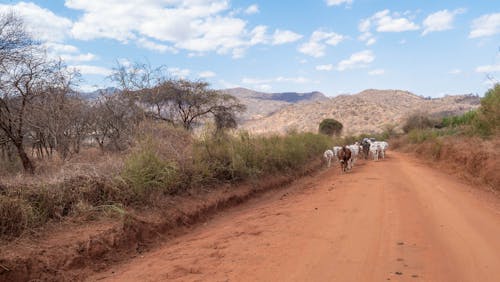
xmin=0 ymin=0 xmax=499 ymax=97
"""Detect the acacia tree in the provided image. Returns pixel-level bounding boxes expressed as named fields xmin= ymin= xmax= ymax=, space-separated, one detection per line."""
xmin=111 ymin=61 xmax=246 ymax=131
xmin=319 ymin=118 xmax=343 ymax=136
xmin=168 ymin=79 xmax=245 ymax=131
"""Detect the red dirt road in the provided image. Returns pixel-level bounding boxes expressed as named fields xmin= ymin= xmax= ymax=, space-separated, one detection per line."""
xmin=91 ymin=152 xmax=500 ymax=282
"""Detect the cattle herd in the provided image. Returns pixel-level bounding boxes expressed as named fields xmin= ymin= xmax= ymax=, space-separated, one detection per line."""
xmin=323 ymin=138 xmax=389 ymax=172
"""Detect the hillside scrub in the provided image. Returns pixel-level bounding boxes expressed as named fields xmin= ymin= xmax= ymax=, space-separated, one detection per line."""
xmin=394 ymin=84 xmax=500 ymax=190
xmin=0 ymin=125 xmax=331 ymax=240
xmin=394 ymin=134 xmax=499 ymax=190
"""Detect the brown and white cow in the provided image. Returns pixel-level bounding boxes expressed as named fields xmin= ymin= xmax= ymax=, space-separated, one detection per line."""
xmin=338 ymin=146 xmax=352 ymax=173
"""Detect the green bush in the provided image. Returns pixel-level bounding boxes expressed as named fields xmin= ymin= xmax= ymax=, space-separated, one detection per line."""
xmin=442 ymin=110 xmax=477 ymax=128
xmin=473 ymin=84 xmax=500 ymax=137
xmin=403 ymin=112 xmax=438 ymax=133
xmin=193 ymin=131 xmax=331 ymax=182
xmin=121 ymin=142 xmax=179 ymax=197
xmin=319 ymin=118 xmax=343 ymax=136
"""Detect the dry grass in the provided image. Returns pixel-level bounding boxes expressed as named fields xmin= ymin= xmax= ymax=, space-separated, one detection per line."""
xmin=395 ymin=134 xmax=500 ymax=191
xmin=0 ymin=122 xmax=331 ymax=240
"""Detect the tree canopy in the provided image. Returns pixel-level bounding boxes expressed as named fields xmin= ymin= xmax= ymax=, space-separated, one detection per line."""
xmin=319 ymin=118 xmax=343 ymax=136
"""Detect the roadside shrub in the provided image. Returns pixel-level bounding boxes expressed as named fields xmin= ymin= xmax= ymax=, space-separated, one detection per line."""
xmin=319 ymin=118 xmax=343 ymax=136
xmin=121 ymin=141 xmax=179 ymax=197
xmin=407 ymin=129 xmax=438 ymax=144
xmin=403 ymin=112 xmax=438 ymax=133
xmin=473 ymin=83 xmax=500 ymax=137
xmin=193 ymin=131 xmax=331 ymax=182
xmin=442 ymin=110 xmax=477 ymax=128
xmin=0 ymin=196 xmax=34 ymax=238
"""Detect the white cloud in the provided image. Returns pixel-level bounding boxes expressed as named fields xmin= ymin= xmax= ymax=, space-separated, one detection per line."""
xmin=63 ymin=0 xmax=285 ymax=58
xmin=0 ymin=2 xmax=72 ymax=42
xmin=299 ymin=41 xmax=326 ymax=58
xmin=244 ymin=4 xmax=259 ymax=15
xmin=199 ymin=71 xmax=216 ymax=78
xmin=422 ymin=9 xmax=465 ymax=36
xmin=242 ymin=76 xmax=315 ymax=85
xmin=71 ymin=65 xmax=112 ymax=76
xmin=168 ymin=67 xmax=191 ymax=78
xmin=137 ymin=38 xmax=178 ymax=53
xmin=361 ymin=10 xmax=419 ymax=34
xmin=43 ymin=42 xmax=79 ymax=54
xmin=368 ymin=69 xmax=384 ymax=75
xmin=60 ymin=53 xmax=96 ymax=62
xmin=359 ymin=19 xmax=371 ymax=33
xmin=366 ymin=38 xmax=376 ymax=46
xmin=298 ymin=30 xmax=345 ymax=57
xmin=469 ymin=13 xmax=500 ymax=38
xmin=326 ymin=0 xmax=353 ymax=7
xmin=358 ymin=31 xmax=376 ymax=46
xmin=316 ymin=64 xmax=333 ymax=71
xmin=375 ymin=10 xmax=420 ymax=32
xmin=217 ymin=79 xmax=241 ymax=89
xmin=475 ymin=64 xmax=500 ymax=73
xmin=257 ymin=84 xmax=272 ymax=91
xmin=337 ymin=50 xmax=375 ymax=71
xmin=231 ymin=48 xmax=246 ymax=59
xmin=449 ymin=69 xmax=462 ymax=75
xmin=250 ymin=25 xmax=268 ymax=45
xmin=43 ymin=43 xmax=97 ymax=63
xmin=272 ymin=29 xmax=303 ymax=45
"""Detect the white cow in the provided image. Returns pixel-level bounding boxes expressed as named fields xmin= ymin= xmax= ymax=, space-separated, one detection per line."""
xmin=347 ymin=143 xmax=361 ymax=165
xmin=373 ymin=141 xmax=389 ymax=159
xmin=323 ymin=149 xmax=334 ymax=167
xmin=370 ymin=142 xmax=382 ymax=161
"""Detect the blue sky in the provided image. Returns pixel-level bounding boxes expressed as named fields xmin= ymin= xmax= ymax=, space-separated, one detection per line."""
xmin=1 ymin=0 xmax=499 ymax=97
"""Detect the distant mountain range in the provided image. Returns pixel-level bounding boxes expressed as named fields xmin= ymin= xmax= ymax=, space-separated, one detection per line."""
xmin=230 ymin=88 xmax=480 ymax=136
xmin=221 ymin=87 xmax=329 ymax=121
xmin=79 ymin=87 xmax=120 ymax=99
xmin=79 ymin=86 xmax=481 ymax=136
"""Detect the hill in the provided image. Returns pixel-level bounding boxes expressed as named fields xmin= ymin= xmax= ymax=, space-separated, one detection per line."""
xmin=238 ymin=89 xmax=480 ymax=136
xmin=222 ymin=87 xmax=329 ymax=121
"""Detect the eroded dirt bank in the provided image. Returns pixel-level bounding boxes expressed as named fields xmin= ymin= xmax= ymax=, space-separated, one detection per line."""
xmin=92 ymin=152 xmax=500 ymax=282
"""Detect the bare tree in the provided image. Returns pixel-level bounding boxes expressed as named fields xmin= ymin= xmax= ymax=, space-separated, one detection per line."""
xmin=110 ymin=61 xmax=246 ymax=131
xmin=0 ymin=13 xmax=79 ymax=172
xmin=90 ymin=93 xmax=143 ymax=151
xmin=168 ymin=79 xmax=245 ymax=131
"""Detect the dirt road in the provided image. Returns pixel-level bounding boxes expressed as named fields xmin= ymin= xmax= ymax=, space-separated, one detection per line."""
xmin=92 ymin=152 xmax=500 ymax=282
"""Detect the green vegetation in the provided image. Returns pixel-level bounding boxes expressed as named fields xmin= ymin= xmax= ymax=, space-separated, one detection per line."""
xmin=400 ymin=83 xmax=500 ymax=144
xmin=0 ymin=130 xmax=331 ymax=239
xmin=319 ymin=118 xmax=343 ymax=136
xmin=441 ymin=110 xmax=477 ymax=128
xmin=194 ymin=132 xmax=331 ymax=181
xmin=121 ymin=140 xmax=179 ymax=197
xmin=402 ymin=112 xmax=439 ymax=133
xmin=473 ymin=83 xmax=500 ymax=137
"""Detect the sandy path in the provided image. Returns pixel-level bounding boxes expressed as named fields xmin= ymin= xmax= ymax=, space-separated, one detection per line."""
xmin=91 ymin=152 xmax=500 ymax=282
